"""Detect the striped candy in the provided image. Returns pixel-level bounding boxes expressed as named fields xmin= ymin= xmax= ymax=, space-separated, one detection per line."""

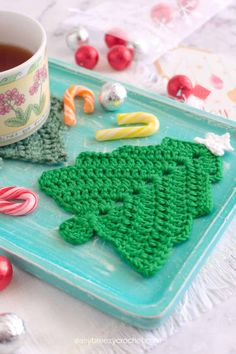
xmin=0 ymin=187 xmax=38 ymax=216
xmin=64 ymin=85 xmax=95 ymax=126
xmin=96 ymin=112 xmax=160 ymax=141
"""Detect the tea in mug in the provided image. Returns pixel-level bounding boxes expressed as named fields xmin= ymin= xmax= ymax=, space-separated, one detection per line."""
xmin=0 ymin=43 xmax=33 ymax=72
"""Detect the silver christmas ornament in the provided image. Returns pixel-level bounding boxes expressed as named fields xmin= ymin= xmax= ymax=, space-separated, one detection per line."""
xmin=99 ymin=82 xmax=127 ymax=111
xmin=128 ymin=39 xmax=149 ymax=60
xmin=66 ymin=26 xmax=89 ymax=51
xmin=0 ymin=313 xmax=26 ymax=354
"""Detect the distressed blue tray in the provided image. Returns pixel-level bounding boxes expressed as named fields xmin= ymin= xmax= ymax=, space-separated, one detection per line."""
xmin=0 ymin=58 xmax=236 ymax=329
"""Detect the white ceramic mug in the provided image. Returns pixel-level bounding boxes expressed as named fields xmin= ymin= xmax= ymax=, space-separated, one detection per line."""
xmin=0 ymin=11 xmax=50 ymax=146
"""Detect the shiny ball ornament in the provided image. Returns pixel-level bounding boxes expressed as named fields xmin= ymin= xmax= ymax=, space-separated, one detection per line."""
xmin=0 ymin=313 xmax=26 ymax=354
xmin=66 ymin=26 xmax=89 ymax=51
xmin=75 ymin=45 xmax=99 ymax=70
xmin=107 ymin=45 xmax=133 ymax=71
xmin=99 ymin=82 xmax=127 ymax=111
xmin=151 ymin=3 xmax=173 ymax=24
xmin=167 ymin=75 xmax=193 ymax=101
xmin=127 ymin=39 xmax=149 ymax=60
xmin=104 ymin=29 xmax=127 ymax=48
xmin=0 ymin=256 xmax=13 ymax=291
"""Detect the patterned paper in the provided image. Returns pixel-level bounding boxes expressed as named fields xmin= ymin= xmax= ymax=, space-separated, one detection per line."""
xmin=155 ymin=46 xmax=236 ymax=121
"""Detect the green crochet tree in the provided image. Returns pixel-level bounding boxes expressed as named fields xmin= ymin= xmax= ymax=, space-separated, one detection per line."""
xmin=39 ymin=138 xmax=222 ymax=277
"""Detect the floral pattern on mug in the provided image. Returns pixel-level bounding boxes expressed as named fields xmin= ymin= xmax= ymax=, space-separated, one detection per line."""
xmin=29 ymin=64 xmax=47 ymax=96
xmin=0 ymin=89 xmax=25 ymax=115
xmin=0 ymin=64 xmax=48 ymax=128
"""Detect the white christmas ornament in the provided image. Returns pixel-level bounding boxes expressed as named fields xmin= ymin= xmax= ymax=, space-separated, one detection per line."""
xmin=194 ymin=132 xmax=234 ymax=156
xmin=0 ymin=313 xmax=26 ymax=354
xmin=66 ymin=26 xmax=89 ymax=50
xmin=127 ymin=39 xmax=149 ymax=60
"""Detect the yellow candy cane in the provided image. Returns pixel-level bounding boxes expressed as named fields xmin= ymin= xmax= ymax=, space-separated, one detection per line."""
xmin=96 ymin=112 xmax=160 ymax=141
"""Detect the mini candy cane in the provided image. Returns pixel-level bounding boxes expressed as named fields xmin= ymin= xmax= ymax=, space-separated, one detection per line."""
xmin=96 ymin=112 xmax=160 ymax=141
xmin=0 ymin=187 xmax=38 ymax=216
xmin=64 ymin=85 xmax=95 ymax=126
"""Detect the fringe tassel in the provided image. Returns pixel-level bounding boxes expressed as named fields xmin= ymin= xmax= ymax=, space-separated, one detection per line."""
xmin=77 ymin=218 xmax=236 ymax=354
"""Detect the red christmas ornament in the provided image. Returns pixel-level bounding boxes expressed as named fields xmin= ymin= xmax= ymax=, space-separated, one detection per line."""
xmin=75 ymin=45 xmax=99 ymax=70
xmin=167 ymin=75 xmax=193 ymax=101
xmin=151 ymin=3 xmax=173 ymax=24
xmin=0 ymin=255 xmax=13 ymax=291
xmin=107 ymin=45 xmax=133 ymax=71
xmin=105 ymin=29 xmax=127 ymax=48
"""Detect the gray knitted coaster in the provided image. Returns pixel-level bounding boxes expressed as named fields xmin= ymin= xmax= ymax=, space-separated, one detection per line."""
xmin=0 ymin=97 xmax=67 ymax=164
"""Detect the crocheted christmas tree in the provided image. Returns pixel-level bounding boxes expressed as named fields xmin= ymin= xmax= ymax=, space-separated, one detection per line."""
xmin=0 ymin=97 xmax=67 ymax=164
xmin=39 ymin=138 xmax=223 ymax=277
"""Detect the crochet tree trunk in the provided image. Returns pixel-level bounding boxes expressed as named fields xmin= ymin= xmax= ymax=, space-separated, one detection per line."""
xmin=39 ymin=138 xmax=222 ymax=277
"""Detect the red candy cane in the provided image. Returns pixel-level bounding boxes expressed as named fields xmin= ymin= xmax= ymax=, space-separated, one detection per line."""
xmin=0 ymin=187 xmax=38 ymax=216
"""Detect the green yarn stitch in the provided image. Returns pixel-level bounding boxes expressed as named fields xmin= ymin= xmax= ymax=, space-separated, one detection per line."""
xmin=39 ymin=138 xmax=223 ymax=277
xmin=0 ymin=97 xmax=67 ymax=164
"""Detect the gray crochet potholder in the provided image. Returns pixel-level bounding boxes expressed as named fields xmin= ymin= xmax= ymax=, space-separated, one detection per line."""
xmin=0 ymin=97 xmax=67 ymax=164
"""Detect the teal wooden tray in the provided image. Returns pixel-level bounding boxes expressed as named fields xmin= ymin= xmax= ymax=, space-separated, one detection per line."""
xmin=0 ymin=58 xmax=236 ymax=329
